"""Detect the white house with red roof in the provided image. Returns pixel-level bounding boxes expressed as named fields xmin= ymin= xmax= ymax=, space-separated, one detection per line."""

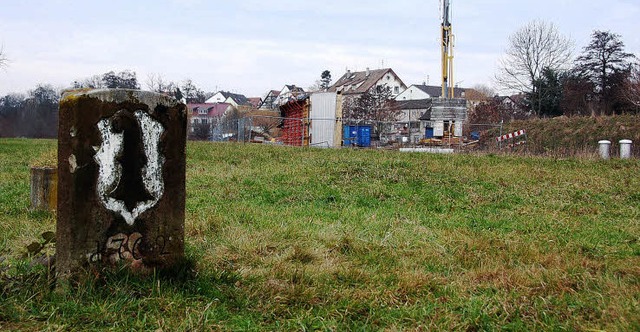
xmin=188 ymin=102 xmax=233 ymax=135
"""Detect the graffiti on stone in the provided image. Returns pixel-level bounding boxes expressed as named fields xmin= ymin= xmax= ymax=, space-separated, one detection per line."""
xmin=94 ymin=110 xmax=165 ymax=225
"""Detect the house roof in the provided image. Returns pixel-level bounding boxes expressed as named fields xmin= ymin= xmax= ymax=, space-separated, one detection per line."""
xmin=328 ymin=68 xmax=406 ymax=95
xmin=188 ymin=103 xmax=231 ymax=117
xmin=218 ymin=91 xmax=251 ymax=106
xmin=413 ymin=84 xmax=466 ymax=98
xmin=285 ymin=85 xmax=305 ymax=93
xmin=418 ymin=110 xmax=433 ymax=121
xmin=247 ymin=97 xmax=262 ymax=108
xmin=258 ymin=90 xmax=282 ymax=109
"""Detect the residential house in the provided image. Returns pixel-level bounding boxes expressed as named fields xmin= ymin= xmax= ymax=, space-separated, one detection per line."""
xmin=188 ymin=103 xmax=233 ymax=139
xmin=259 ymin=90 xmax=280 ymax=110
xmin=494 ymin=94 xmax=529 ymax=120
xmin=395 ymin=84 xmax=465 ymax=101
xmin=388 ymin=99 xmax=432 ymax=143
xmin=496 ymin=95 xmax=525 ymax=112
xmin=391 ymin=84 xmax=468 ymax=141
xmin=205 ymin=91 xmax=252 ymax=108
xmin=392 ymin=84 xmax=468 ymax=139
xmin=247 ymin=97 xmax=262 ymax=109
xmin=328 ymin=68 xmax=407 ymax=98
xmin=275 ymin=85 xmax=306 ymax=106
xmin=327 ymin=68 xmax=408 ymax=142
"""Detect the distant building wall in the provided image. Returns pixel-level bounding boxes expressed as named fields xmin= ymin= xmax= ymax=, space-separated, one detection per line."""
xmin=395 ymin=86 xmax=431 ymax=100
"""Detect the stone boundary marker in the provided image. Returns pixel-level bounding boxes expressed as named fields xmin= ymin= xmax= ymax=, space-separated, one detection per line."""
xmin=56 ymin=89 xmax=187 ymax=278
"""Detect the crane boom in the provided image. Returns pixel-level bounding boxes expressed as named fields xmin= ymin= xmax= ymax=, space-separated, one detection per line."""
xmin=441 ymin=0 xmax=454 ymax=99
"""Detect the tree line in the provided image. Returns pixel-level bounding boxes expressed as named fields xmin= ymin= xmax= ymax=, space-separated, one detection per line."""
xmin=0 ymin=70 xmax=213 ymax=138
xmin=491 ymin=22 xmax=638 ymax=120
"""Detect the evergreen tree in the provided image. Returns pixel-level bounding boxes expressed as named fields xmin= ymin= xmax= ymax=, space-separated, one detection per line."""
xmin=575 ymin=30 xmax=636 ymax=114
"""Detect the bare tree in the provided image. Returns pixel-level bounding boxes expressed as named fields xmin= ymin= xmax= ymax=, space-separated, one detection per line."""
xmin=181 ymin=79 xmax=206 ymax=103
xmin=496 ymin=20 xmax=573 ymax=97
xmin=0 ymin=47 xmax=7 ymax=69
xmin=146 ymin=73 xmax=167 ymax=92
xmin=72 ymin=74 xmax=104 ymax=89
xmin=343 ymin=86 xmax=400 ymax=140
xmin=622 ymin=63 xmax=640 ymax=110
xmin=468 ymin=84 xmax=495 ymax=100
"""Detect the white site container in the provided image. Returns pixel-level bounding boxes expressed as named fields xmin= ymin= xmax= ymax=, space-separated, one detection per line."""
xmin=598 ymin=140 xmax=611 ymax=160
xmin=619 ymin=139 xmax=633 ymax=159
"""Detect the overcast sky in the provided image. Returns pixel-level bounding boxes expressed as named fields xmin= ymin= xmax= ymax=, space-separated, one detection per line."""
xmin=1 ymin=0 xmax=639 ymax=97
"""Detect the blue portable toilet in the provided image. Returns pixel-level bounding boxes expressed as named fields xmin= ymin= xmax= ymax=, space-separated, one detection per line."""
xmin=343 ymin=125 xmax=356 ymax=146
xmin=356 ymin=125 xmax=371 ymax=147
xmin=343 ymin=125 xmax=371 ymax=147
xmin=425 ymin=127 xmax=434 ymax=138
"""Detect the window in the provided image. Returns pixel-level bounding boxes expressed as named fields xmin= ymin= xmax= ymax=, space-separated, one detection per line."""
xmin=394 ymin=86 xmax=400 ymax=94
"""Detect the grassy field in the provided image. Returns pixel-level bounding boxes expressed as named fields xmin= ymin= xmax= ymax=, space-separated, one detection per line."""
xmin=1 ymin=138 xmax=639 ymax=331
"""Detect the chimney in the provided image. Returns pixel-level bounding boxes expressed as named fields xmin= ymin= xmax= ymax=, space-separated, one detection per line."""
xmin=366 ymin=67 xmax=370 ymax=77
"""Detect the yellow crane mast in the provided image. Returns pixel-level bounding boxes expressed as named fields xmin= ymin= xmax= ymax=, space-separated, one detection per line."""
xmin=441 ymin=0 xmax=454 ymax=99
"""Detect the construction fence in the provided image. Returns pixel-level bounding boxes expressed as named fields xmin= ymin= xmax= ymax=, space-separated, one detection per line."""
xmin=190 ymin=115 xmax=508 ymax=150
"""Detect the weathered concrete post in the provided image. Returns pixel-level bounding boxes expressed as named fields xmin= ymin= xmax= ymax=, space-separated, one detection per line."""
xmin=30 ymin=166 xmax=58 ymax=211
xmin=619 ymin=139 xmax=632 ymax=159
xmin=598 ymin=140 xmax=611 ymax=160
xmin=56 ymin=89 xmax=187 ymax=278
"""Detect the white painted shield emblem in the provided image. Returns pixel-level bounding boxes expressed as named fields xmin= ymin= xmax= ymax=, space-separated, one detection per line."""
xmin=94 ymin=110 xmax=165 ymax=225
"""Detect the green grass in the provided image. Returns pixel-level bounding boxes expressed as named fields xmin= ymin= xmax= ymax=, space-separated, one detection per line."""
xmin=1 ymin=138 xmax=640 ymax=331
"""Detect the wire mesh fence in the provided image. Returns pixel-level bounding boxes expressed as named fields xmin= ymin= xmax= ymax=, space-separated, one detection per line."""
xmin=190 ymin=115 xmax=510 ymax=150
xmin=188 ymin=114 xmax=639 ymax=159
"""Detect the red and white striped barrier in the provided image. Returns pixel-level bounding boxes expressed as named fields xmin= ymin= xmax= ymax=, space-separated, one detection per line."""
xmin=506 ymin=140 xmax=527 ymax=148
xmin=496 ymin=129 xmax=526 ymax=142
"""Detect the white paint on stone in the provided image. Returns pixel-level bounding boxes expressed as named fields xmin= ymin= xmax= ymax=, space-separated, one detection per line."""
xmin=94 ymin=111 xmax=165 ymax=226
xmin=132 ymin=110 xmax=165 ymax=221
xmin=68 ymin=154 xmax=78 ymax=173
